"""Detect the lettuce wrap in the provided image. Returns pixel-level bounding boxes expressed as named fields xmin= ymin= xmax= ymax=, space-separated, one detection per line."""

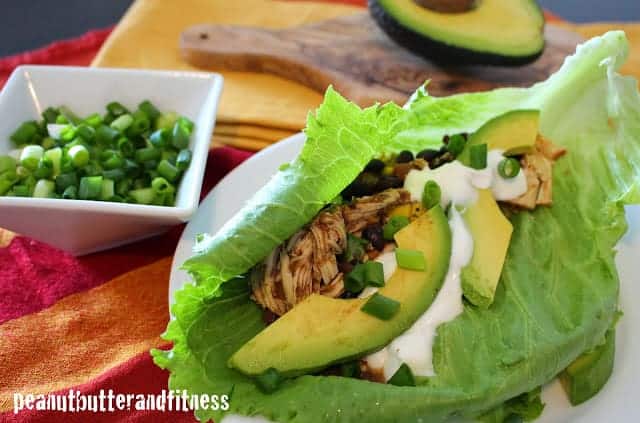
xmin=153 ymin=31 xmax=640 ymax=422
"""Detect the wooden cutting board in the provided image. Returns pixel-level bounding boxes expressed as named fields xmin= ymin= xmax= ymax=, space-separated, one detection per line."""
xmin=180 ymin=12 xmax=583 ymax=107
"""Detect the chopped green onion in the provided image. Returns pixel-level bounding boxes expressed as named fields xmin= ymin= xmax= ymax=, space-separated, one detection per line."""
xmin=33 ymin=179 xmax=55 ymax=198
xmin=68 ymin=145 xmax=90 ymax=168
xmin=42 ymin=107 xmax=59 ymax=124
xmin=0 ymin=156 xmax=16 ymax=174
xmin=446 ymin=134 xmax=466 ymax=156
xmin=255 ymin=368 xmax=283 ymax=394
xmin=59 ymin=125 xmax=76 ymax=143
xmin=41 ymin=137 xmax=56 ymax=150
xmin=62 ymin=185 xmax=77 ymax=199
xmin=78 ymin=176 xmax=103 ymax=200
xmin=95 ymin=125 xmax=119 ymax=145
xmin=343 ymin=234 xmax=368 ymax=263
xmin=11 ymin=185 xmax=31 ymax=197
xmin=176 ymin=116 xmax=194 ymax=134
xmin=155 ymin=111 xmax=178 ymax=131
xmin=171 ymin=122 xmax=190 ymax=149
xmin=135 ymin=147 xmax=161 ymax=163
xmin=469 ymin=143 xmax=487 ymax=170
xmin=395 ymin=248 xmax=426 ymax=271
xmin=83 ymin=160 xmax=103 ymax=176
xmin=0 ymin=170 xmax=18 ymax=195
xmin=55 ymin=172 xmax=78 ymax=193
xmin=138 ymin=100 xmax=160 ymax=121
xmin=33 ymin=158 xmax=54 ymax=179
xmin=126 ymin=111 xmax=150 ymax=136
xmin=83 ymin=113 xmax=103 ymax=128
xmin=101 ymin=151 xmax=125 ymax=170
xmin=58 ymin=106 xmax=80 ymax=125
xmin=498 ymin=157 xmax=521 ymax=179
xmin=102 ymin=168 xmax=126 ymax=181
xmin=421 ymin=180 xmax=441 ymax=210
xmin=55 ymin=114 xmax=69 ymax=124
xmin=11 ymin=121 xmax=40 ymax=145
xmin=149 ymin=129 xmax=170 ymax=149
xmin=151 ymin=177 xmax=174 ymax=195
xmin=106 ymin=101 xmax=128 ymax=117
xmin=44 ymin=147 xmax=62 ymax=177
xmin=345 ymin=265 xmax=365 ymax=293
xmin=20 ymin=145 xmax=44 ymax=170
xmin=116 ymin=137 xmax=134 ymax=157
xmin=76 ymin=125 xmax=95 ymax=142
xmin=110 ymin=114 xmax=134 ymax=132
xmin=116 ymin=179 xmax=131 ymax=197
xmin=161 ymin=150 xmax=178 ymax=164
xmin=176 ymin=149 xmax=192 ymax=171
xmin=388 ymin=363 xmax=415 ymax=387
xmin=157 ymin=159 xmax=180 ymax=182
xmin=100 ymin=178 xmax=115 ymax=200
xmin=383 ymin=215 xmax=410 ymax=240
xmin=129 ymin=187 xmax=155 ymax=204
xmin=361 ymin=293 xmax=400 ymax=320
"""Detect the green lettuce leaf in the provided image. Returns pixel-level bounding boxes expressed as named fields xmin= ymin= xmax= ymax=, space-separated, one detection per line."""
xmin=153 ymin=31 xmax=640 ymax=422
xmin=181 ymin=88 xmax=404 ymax=290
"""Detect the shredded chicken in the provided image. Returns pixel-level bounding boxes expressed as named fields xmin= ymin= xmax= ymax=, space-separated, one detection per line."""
xmin=506 ymin=135 xmax=566 ymax=209
xmin=251 ymin=189 xmax=410 ymax=315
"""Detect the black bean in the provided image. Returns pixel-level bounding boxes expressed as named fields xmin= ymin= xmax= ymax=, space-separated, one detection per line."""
xmin=376 ymin=175 xmax=403 ymax=191
xmin=417 ymin=149 xmax=440 ymax=161
xmin=395 ymin=150 xmax=414 ymax=163
xmin=346 ymin=172 xmax=379 ymax=197
xmin=362 ymin=225 xmax=385 ymax=250
xmin=364 ymin=159 xmax=385 ymax=173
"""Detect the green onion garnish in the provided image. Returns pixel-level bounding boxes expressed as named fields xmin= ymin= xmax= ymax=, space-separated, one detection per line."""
xmin=0 ymin=156 xmax=17 ymax=174
xmin=421 ymin=180 xmax=441 ymax=210
xmin=20 ymin=145 xmax=44 ymax=170
xmin=32 ymin=179 xmax=55 ymax=198
xmin=498 ymin=157 xmax=521 ymax=179
xmin=79 ymin=176 xmax=103 ymax=200
xmin=343 ymin=234 xmax=368 ymax=263
xmin=388 ymin=363 xmax=416 ymax=387
xmin=469 ymin=143 xmax=488 ymax=169
xmin=383 ymin=215 xmax=410 ymax=240
xmin=345 ymin=261 xmax=385 ymax=293
xmin=68 ymin=145 xmax=90 ymax=168
xmin=395 ymin=248 xmax=426 ymax=271
xmin=446 ymin=134 xmax=466 ymax=156
xmin=361 ymin=293 xmax=400 ymax=320
xmin=255 ymin=367 xmax=283 ymax=394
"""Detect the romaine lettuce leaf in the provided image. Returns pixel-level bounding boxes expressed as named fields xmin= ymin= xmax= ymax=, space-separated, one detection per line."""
xmin=153 ymin=31 xmax=640 ymax=422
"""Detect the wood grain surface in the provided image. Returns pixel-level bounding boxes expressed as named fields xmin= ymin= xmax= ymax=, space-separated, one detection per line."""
xmin=181 ymin=12 xmax=583 ymax=107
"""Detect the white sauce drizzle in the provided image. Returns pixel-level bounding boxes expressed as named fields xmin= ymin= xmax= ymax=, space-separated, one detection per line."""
xmin=364 ymin=150 xmax=527 ymax=380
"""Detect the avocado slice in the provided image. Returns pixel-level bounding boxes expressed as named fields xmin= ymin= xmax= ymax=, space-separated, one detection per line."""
xmin=229 ymin=205 xmax=452 ymax=377
xmin=560 ymin=330 xmax=616 ymax=405
xmin=461 ymin=189 xmax=512 ymax=308
xmin=460 ymin=110 xmax=540 ymax=164
xmin=369 ymin=0 xmax=545 ymax=65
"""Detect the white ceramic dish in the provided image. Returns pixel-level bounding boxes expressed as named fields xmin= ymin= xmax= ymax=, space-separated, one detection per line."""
xmin=0 ymin=65 xmax=223 ymax=255
xmin=169 ymin=133 xmax=640 ymax=422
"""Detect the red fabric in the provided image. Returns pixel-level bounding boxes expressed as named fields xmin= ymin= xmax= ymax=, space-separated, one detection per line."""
xmin=3 ymin=350 xmax=195 ymax=423
xmin=0 ymin=147 xmax=251 ymax=325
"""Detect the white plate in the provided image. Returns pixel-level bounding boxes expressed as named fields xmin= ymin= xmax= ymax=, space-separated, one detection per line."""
xmin=169 ymin=132 xmax=640 ymax=422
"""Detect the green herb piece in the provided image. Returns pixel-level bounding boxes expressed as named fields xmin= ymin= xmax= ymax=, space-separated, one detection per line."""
xmin=469 ymin=143 xmax=488 ymax=169
xmin=421 ymin=180 xmax=441 ymax=210
xmin=395 ymin=248 xmax=426 ymax=271
xmin=343 ymin=234 xmax=368 ymax=263
xmin=255 ymin=367 xmax=283 ymax=394
xmin=78 ymin=176 xmax=103 ymax=200
xmin=388 ymin=363 xmax=416 ymax=387
xmin=498 ymin=157 xmax=521 ymax=179
xmin=383 ymin=215 xmax=410 ymax=240
xmin=33 ymin=179 xmax=55 ymax=198
xmin=447 ymin=134 xmax=466 ymax=156
xmin=361 ymin=293 xmax=400 ymax=320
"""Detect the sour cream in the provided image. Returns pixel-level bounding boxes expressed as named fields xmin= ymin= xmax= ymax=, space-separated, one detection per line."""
xmin=403 ymin=150 xmax=527 ymax=208
xmin=363 ymin=208 xmax=473 ymax=379
xmin=364 ymin=151 xmax=527 ymax=380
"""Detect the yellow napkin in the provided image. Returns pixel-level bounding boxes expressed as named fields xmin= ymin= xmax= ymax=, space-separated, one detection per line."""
xmin=92 ymin=0 xmax=360 ymax=141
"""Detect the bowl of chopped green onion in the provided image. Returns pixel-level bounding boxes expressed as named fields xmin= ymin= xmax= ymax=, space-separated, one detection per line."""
xmin=0 ymin=65 xmax=222 ymax=255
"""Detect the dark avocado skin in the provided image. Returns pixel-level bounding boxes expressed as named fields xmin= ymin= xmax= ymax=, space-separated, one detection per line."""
xmin=368 ymin=0 xmax=545 ymax=66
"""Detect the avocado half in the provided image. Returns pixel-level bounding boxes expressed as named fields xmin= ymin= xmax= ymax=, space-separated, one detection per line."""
xmin=369 ymin=0 xmax=545 ymax=66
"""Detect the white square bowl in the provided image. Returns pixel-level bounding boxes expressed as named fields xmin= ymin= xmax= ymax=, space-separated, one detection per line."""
xmin=0 ymin=65 xmax=223 ymax=255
